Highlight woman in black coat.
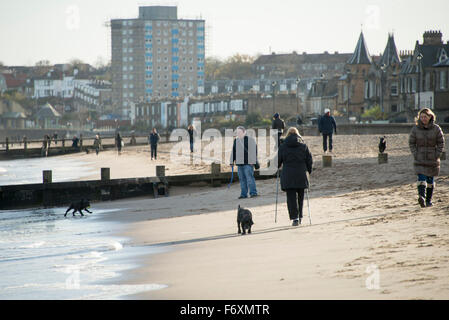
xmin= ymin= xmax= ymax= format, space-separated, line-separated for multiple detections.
xmin=278 ymin=127 xmax=313 ymax=226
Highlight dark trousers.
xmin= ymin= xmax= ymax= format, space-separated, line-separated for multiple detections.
xmin=286 ymin=188 xmax=305 ymax=220
xmin=322 ymin=133 xmax=333 ymax=152
xmin=151 ymin=144 xmax=157 ymax=159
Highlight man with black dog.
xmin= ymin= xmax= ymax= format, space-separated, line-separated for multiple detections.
xmin=230 ymin=126 xmax=259 ymax=199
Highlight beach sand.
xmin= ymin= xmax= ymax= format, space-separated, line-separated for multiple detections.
xmin=72 ymin=133 xmax=448 ymax=299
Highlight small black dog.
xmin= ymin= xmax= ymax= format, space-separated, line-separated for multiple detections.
xmin=237 ymin=205 xmax=254 ymax=235
xmin=65 ymin=199 xmax=92 ymax=217
xmin=378 ymin=136 xmax=386 ymax=154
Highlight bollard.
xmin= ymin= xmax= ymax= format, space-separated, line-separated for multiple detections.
xmin=378 ymin=153 xmax=388 ymax=164
xmin=156 ymin=165 xmax=165 ymax=177
xmin=154 ymin=165 xmax=168 ymax=197
xmin=23 ymin=137 xmax=27 ymax=151
xmin=441 ymin=151 xmax=446 ymax=161
xmin=322 ymin=155 xmax=332 ymax=168
xmin=43 ymin=170 xmax=52 ymax=184
xmin=101 ymin=168 xmax=110 ymax=181
xmin=5 ymin=137 xmax=9 ymax=152
xmin=211 ymin=162 xmax=221 ymax=187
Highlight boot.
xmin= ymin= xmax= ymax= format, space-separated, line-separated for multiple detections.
xmin=426 ymin=188 xmax=434 ymax=207
xmin=418 ymin=185 xmax=426 ymax=208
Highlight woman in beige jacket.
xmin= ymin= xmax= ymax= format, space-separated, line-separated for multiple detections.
xmin=409 ymin=108 xmax=445 ymax=207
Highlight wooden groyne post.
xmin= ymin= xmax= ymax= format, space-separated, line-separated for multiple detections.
xmin=378 ymin=153 xmax=388 ymax=164
xmin=322 ymin=155 xmax=332 ymax=167
xmin=211 ymin=162 xmax=221 ymax=187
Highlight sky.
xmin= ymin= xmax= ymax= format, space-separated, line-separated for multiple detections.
xmin=0 ymin=0 xmax=448 ymax=66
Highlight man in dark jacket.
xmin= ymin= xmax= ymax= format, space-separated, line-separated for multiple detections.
xmin=318 ymin=108 xmax=337 ymax=153
xmin=149 ymin=128 xmax=160 ymax=160
xmin=271 ymin=113 xmax=285 ymax=147
xmin=230 ymin=126 xmax=258 ymax=199
xmin=278 ymin=127 xmax=313 ymax=226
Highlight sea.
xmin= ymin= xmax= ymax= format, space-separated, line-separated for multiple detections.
xmin=0 ymin=158 xmax=168 ymax=299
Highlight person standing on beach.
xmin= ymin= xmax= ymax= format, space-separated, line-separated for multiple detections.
xmin=187 ymin=125 xmax=195 ymax=153
xmin=318 ymin=108 xmax=337 ymax=154
xmin=230 ymin=126 xmax=258 ymax=199
xmin=271 ymin=113 xmax=285 ymax=147
xmin=409 ymin=108 xmax=445 ymax=208
xmin=278 ymin=127 xmax=313 ymax=226
xmin=149 ymin=128 xmax=160 ymax=160
xmin=115 ymin=132 xmax=123 ymax=155
xmin=93 ymin=134 xmax=101 ymax=156
xmin=72 ymin=135 xmax=79 ymax=148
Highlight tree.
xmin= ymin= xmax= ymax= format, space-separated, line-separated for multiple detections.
xmin=205 ymin=54 xmax=257 ymax=80
xmin=205 ymin=56 xmax=223 ymax=80
xmin=361 ymin=105 xmax=388 ymax=120
xmin=219 ymin=54 xmax=256 ymax=80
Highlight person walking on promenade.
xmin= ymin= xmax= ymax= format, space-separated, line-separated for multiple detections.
xmin=409 ymin=108 xmax=445 ymax=208
xmin=188 ymin=125 xmax=195 ymax=153
xmin=115 ymin=132 xmax=123 ymax=155
xmin=41 ymin=135 xmax=49 ymax=157
xmin=271 ymin=113 xmax=285 ymax=147
xmin=72 ymin=135 xmax=79 ymax=148
xmin=93 ymin=134 xmax=101 ymax=156
xmin=149 ymin=128 xmax=160 ymax=160
xmin=278 ymin=127 xmax=313 ymax=226
xmin=318 ymin=108 xmax=337 ymax=154
xmin=230 ymin=126 xmax=258 ymax=199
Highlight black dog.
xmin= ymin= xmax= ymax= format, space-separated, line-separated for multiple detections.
xmin=65 ymin=199 xmax=92 ymax=217
xmin=237 ymin=205 xmax=254 ymax=235
xmin=378 ymin=136 xmax=386 ymax=154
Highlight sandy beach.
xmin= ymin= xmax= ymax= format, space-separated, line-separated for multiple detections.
xmin=61 ymin=133 xmax=448 ymax=299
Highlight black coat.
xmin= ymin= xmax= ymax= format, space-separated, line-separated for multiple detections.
xmin=318 ymin=114 xmax=337 ymax=134
xmin=149 ymin=132 xmax=160 ymax=146
xmin=272 ymin=118 xmax=285 ymax=133
xmin=278 ymin=134 xmax=313 ymax=190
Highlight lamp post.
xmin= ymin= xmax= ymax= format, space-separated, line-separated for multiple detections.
xmin=417 ymin=53 xmax=423 ymax=110
xmin=296 ymin=77 xmax=301 ymax=115
xmin=271 ymin=81 xmax=277 ymax=114
xmin=380 ymin=63 xmax=386 ymax=119
xmin=345 ymin=69 xmax=351 ymax=121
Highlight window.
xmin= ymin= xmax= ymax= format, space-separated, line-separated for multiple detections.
xmin=391 ymin=82 xmax=398 ymax=96
xmin=440 ymin=70 xmax=447 ymax=89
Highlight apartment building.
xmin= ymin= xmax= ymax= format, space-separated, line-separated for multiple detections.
xmin=111 ymin=6 xmax=205 ymax=118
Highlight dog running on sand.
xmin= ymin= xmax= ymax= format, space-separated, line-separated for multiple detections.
xmin=237 ymin=205 xmax=254 ymax=235
xmin=64 ymin=199 xmax=92 ymax=217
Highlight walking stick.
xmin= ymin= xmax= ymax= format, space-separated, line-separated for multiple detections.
xmin=306 ymin=171 xmax=312 ymax=225
xmin=275 ymin=168 xmax=280 ymax=223
xmin=227 ymin=165 xmax=234 ymax=189
xmin=306 ymin=187 xmax=312 ymax=225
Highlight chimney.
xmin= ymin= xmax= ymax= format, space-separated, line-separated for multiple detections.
xmin=423 ymin=30 xmax=443 ymax=45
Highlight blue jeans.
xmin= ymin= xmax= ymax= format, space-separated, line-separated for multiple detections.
xmin=237 ymin=165 xmax=257 ymax=197
xmin=190 ymin=141 xmax=194 ymax=153
xmin=418 ymin=174 xmax=434 ymax=187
